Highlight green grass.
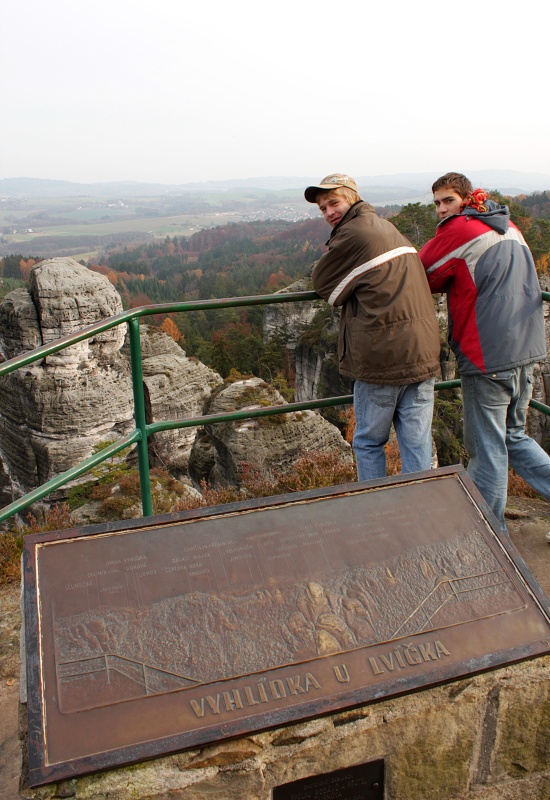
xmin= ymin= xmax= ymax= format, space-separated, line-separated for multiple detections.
xmin=5 ymin=213 xmax=243 ymax=241
xmin=0 ymin=187 xmax=307 ymax=258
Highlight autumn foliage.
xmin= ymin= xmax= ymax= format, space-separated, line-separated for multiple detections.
xmin=160 ymin=317 xmax=182 ymax=343
xmin=0 ymin=504 xmax=76 ymax=585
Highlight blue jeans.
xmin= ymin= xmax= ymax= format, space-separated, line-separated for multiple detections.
xmin=462 ymin=364 xmax=550 ymax=529
xmin=353 ymin=378 xmax=435 ymax=481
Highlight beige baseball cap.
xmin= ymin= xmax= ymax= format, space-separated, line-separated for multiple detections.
xmin=304 ymin=173 xmax=359 ymax=203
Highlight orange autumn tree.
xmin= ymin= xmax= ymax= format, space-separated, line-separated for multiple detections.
xmin=160 ymin=317 xmax=182 ymax=343
xmin=19 ymin=258 xmax=36 ymax=281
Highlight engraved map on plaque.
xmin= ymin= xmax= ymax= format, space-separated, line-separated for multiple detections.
xmin=24 ymin=468 xmax=550 ymax=786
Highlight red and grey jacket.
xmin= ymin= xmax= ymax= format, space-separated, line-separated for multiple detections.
xmin=419 ymin=203 xmax=546 ymax=376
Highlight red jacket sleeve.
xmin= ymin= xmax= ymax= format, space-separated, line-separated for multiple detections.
xmin=418 ymin=236 xmax=456 ymax=293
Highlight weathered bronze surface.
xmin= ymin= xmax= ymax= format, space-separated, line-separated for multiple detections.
xmin=273 ymin=759 xmax=384 ymax=799
xmin=24 ymin=466 xmax=550 ymax=786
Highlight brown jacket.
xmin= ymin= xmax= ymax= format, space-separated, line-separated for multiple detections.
xmin=312 ymin=201 xmax=440 ymax=385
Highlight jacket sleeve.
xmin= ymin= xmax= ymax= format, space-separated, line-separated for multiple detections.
xmin=418 ymin=236 xmax=456 ymax=293
xmin=311 ymin=224 xmax=359 ymax=306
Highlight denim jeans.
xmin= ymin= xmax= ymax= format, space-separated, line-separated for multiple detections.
xmin=461 ymin=364 xmax=550 ymax=529
xmin=353 ymin=378 xmax=435 ymax=481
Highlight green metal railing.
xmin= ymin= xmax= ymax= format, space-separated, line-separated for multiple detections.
xmin=1 ymin=290 xmax=549 ymax=526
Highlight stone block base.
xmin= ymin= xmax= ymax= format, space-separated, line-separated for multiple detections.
xmin=20 ymin=655 xmax=550 ymax=800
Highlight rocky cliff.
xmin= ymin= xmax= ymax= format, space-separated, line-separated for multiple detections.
xmin=0 ymin=259 xmax=351 ymax=512
xmin=0 ymin=260 xmax=134 ymax=506
xmin=0 ymin=259 xmax=221 ymax=507
xmin=263 ymin=276 xmax=352 ymax=403
xmin=189 ymin=377 xmax=352 ymax=486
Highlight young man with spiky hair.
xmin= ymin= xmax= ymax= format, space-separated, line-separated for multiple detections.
xmin=305 ymin=173 xmax=440 ymax=482
xmin=419 ymin=171 xmax=550 ymax=531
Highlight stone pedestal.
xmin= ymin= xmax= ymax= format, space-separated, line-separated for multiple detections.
xmin=19 ymin=654 xmax=550 ymax=800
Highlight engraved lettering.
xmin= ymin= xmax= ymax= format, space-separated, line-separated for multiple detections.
xmin=304 ymin=673 xmax=321 ymax=691
xmin=87 ymin=569 xmax=119 ymax=577
xmin=379 ymin=653 xmax=395 ymax=671
xmin=435 ymin=641 xmax=451 ymax=658
xmin=368 ymin=639 xmax=451 ymax=675
xmin=244 ymin=686 xmax=260 ymax=706
xmin=404 ymin=645 xmax=422 ymax=666
xmin=394 ymin=649 xmax=406 ymax=668
xmin=333 ymin=664 xmax=350 ymax=683
xmin=223 ymin=690 xmax=243 ymax=711
xmin=65 ymin=581 xmax=93 ymax=590
xmin=418 ymin=642 xmax=438 ymax=661
xmin=269 ymin=679 xmax=287 ymax=699
xmin=190 ymin=698 xmax=206 ymax=718
xmin=205 ymin=695 xmax=222 ymax=714
xmin=369 ymin=656 xmax=384 ymax=675
xmin=258 ymin=681 xmax=268 ymax=703
xmin=99 ymin=584 xmax=125 ymax=594
xmin=171 ymin=555 xmax=203 ymax=564
xmin=226 ymin=545 xmax=253 ymax=553
xmin=286 ymin=675 xmax=306 ymax=695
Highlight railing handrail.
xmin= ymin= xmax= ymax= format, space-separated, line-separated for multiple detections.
xmin=0 ymin=291 xmax=321 ymax=377
xmin=1 ymin=289 xmax=549 ymax=525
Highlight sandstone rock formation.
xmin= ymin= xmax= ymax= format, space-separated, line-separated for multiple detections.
xmin=0 ymin=259 xmax=352 ymax=513
xmin=189 ymin=377 xmax=352 ymax=486
xmin=0 ymin=260 xmax=133 ymax=506
xmin=263 ymin=276 xmax=351 ymax=402
xmin=135 ymin=325 xmax=223 ymax=475
xmin=262 ymin=277 xmax=322 ymax=349
xmin=0 ymin=259 xmax=223 ymax=507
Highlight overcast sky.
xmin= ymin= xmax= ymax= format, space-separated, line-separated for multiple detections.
xmin=3 ymin=0 xmax=548 ymax=185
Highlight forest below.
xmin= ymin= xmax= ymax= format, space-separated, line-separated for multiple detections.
xmin=2 ymin=191 xmax=550 ymax=392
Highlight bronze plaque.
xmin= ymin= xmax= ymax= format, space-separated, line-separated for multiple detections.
xmin=273 ymin=759 xmax=384 ymax=799
xmin=24 ymin=466 xmax=550 ymax=786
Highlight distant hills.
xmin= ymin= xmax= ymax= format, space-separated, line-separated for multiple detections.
xmin=2 ymin=170 xmax=550 ymax=202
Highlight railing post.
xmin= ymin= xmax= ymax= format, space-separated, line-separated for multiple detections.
xmin=127 ymin=317 xmax=153 ymax=517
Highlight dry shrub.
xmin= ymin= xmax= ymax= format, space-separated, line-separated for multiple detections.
xmin=343 ymin=407 xmax=355 ymax=444
xmin=0 ymin=529 xmax=23 ymax=584
xmin=384 ymin=436 xmax=402 ymax=476
xmin=249 ymin=450 xmax=357 ymax=494
xmin=0 ymin=503 xmax=76 ymax=585
xmin=174 ymin=450 xmax=357 ymax=513
xmin=96 ymin=467 xmax=191 ymax=519
xmin=173 ymin=483 xmax=245 ymax=512
xmin=507 ymin=469 xmax=541 ymax=498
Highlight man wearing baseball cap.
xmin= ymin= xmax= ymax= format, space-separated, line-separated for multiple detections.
xmin=305 ymin=173 xmax=440 ymax=481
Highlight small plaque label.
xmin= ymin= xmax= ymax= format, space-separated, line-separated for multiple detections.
xmin=273 ymin=759 xmax=384 ymax=799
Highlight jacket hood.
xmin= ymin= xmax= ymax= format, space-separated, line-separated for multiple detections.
xmin=439 ymin=200 xmax=510 ymax=235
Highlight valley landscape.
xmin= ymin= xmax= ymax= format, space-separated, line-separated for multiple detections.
xmin=3 ymin=170 xmax=550 ymax=262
